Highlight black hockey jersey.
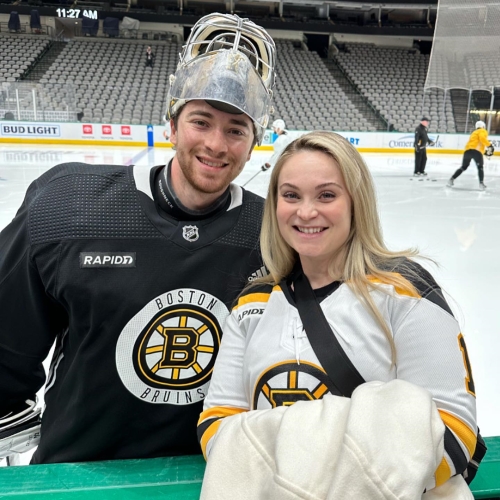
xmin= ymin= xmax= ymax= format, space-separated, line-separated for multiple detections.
xmin=0 ymin=162 xmax=265 ymax=464
xmin=414 ymin=123 xmax=431 ymax=151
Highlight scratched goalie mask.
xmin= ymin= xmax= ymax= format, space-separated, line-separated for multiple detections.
xmin=167 ymin=13 xmax=276 ymax=144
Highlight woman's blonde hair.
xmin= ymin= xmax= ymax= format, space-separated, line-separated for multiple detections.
xmin=259 ymin=131 xmax=421 ymax=363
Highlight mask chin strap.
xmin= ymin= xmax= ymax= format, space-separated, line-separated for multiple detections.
xmin=155 ymin=161 xmax=230 ymax=221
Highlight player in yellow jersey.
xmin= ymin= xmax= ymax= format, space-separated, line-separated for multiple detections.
xmin=447 ymin=120 xmax=494 ymax=190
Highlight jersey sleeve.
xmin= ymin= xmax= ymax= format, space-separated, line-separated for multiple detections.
xmin=392 ymin=280 xmax=477 ymax=489
xmin=423 ymin=127 xmax=431 ymax=146
xmin=479 ymin=129 xmax=491 ymax=148
xmin=268 ymin=134 xmax=290 ymax=168
xmin=197 ymin=309 xmax=250 ymax=459
xmin=0 ymin=186 xmax=65 ymax=415
xmin=414 ymin=128 xmax=422 ymax=148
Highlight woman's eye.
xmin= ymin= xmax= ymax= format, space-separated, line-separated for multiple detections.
xmin=282 ymin=192 xmax=298 ymax=199
xmin=320 ymin=192 xmax=336 ymax=200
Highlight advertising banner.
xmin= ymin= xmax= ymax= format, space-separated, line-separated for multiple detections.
xmin=1 ymin=123 xmax=61 ymax=137
xmin=76 ymin=123 xmax=146 ymax=144
xmin=0 ymin=122 xmax=148 ymax=146
xmin=1 ymin=121 xmax=499 ymax=154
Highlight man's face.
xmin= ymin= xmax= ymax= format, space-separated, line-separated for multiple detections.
xmin=422 ymin=120 xmax=429 ymax=127
xmin=170 ymin=100 xmax=255 ymax=200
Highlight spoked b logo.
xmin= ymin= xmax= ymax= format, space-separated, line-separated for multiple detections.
xmin=116 ymin=289 xmax=228 ymax=405
xmin=253 ymin=360 xmax=339 ymax=410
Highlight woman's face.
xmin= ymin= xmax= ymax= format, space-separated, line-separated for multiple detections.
xmin=276 ymin=150 xmax=352 ymax=273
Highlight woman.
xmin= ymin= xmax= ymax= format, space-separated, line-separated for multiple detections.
xmin=198 ymin=131 xmax=478 ymax=495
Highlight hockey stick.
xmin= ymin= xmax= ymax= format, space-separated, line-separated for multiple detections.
xmin=420 ymin=135 xmax=439 ymax=149
xmin=242 ymin=169 xmax=264 ymax=187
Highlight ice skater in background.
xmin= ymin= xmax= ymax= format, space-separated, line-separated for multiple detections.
xmin=447 ymin=121 xmax=494 ymax=191
xmin=260 ymin=119 xmax=293 ymax=172
xmin=414 ymin=117 xmax=435 ymax=177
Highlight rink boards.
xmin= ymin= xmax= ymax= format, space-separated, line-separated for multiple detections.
xmin=0 ymin=437 xmax=499 ymax=499
xmin=1 ymin=120 xmax=500 ymax=153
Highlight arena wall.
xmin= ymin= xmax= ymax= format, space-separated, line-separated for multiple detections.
xmin=1 ymin=120 xmax=499 ymax=153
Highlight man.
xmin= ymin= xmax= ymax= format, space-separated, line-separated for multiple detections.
xmin=261 ymin=119 xmax=294 ymax=172
xmin=0 ymin=13 xmax=276 ymax=464
xmin=447 ymin=120 xmax=494 ymax=191
xmin=145 ymin=45 xmax=155 ymax=68
xmin=413 ymin=117 xmax=434 ymax=176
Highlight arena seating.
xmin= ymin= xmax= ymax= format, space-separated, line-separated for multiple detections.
xmin=273 ymin=39 xmax=378 ymax=132
xmin=0 ymin=34 xmax=51 ymax=83
xmin=36 ymin=38 xmax=181 ymax=125
xmin=0 ymin=34 xmax=468 ymax=132
xmin=466 ymin=52 xmax=500 ymax=90
xmin=335 ymin=43 xmax=456 ymax=133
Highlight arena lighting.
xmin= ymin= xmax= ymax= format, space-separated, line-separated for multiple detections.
xmin=252 ymin=0 xmax=436 ymax=8
xmin=470 ymin=110 xmax=500 ymax=115
xmin=325 ymin=1 xmax=437 ymax=8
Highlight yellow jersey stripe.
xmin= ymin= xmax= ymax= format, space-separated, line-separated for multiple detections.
xmin=198 ymin=406 xmax=248 ymax=460
xmin=367 ymin=274 xmax=421 ymax=298
xmin=199 ymin=405 xmax=247 ymax=424
xmin=435 ymin=456 xmax=452 ymax=487
xmin=438 ymin=409 xmax=477 ymax=458
xmin=233 ymin=285 xmax=282 ymax=310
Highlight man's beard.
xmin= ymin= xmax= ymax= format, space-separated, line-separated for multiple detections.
xmin=176 ymin=147 xmax=244 ymax=195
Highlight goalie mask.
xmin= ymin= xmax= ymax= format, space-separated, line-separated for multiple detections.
xmin=167 ymin=13 xmax=276 ymax=144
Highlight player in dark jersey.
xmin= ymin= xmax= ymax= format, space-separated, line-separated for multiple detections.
xmin=0 ymin=13 xmax=276 ymax=464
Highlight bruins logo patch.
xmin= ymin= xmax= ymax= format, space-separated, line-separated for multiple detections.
xmin=253 ymin=360 xmax=339 ymax=409
xmin=116 ymin=288 xmax=228 ymax=405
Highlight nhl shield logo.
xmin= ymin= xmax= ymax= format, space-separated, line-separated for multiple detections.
xmin=182 ymin=225 xmax=199 ymax=242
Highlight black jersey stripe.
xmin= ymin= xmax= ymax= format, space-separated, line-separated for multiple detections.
xmin=444 ymin=426 xmax=469 ymax=474
xmin=197 ymin=416 xmax=220 ymax=445
xmin=384 ymin=258 xmax=455 ymax=317
xmin=421 ymin=287 xmax=454 ymax=317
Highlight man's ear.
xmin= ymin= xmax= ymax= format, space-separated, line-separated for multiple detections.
xmin=247 ymin=142 xmax=255 ymax=162
xmin=170 ymin=118 xmax=177 ymax=146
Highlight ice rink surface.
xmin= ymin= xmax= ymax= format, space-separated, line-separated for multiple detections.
xmin=1 ymin=143 xmax=499 ymax=465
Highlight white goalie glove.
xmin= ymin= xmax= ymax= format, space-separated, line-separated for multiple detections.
xmin=0 ymin=399 xmax=41 ymax=458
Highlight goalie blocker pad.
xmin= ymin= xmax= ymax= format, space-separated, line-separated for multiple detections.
xmin=0 ymin=399 xmax=41 ymax=458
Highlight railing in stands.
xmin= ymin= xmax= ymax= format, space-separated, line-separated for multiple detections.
xmin=0 ymin=23 xmax=54 ymax=37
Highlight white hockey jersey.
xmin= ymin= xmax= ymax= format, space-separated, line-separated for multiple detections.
xmin=267 ymin=131 xmax=294 ymax=168
xmin=198 ymin=262 xmax=478 ymax=489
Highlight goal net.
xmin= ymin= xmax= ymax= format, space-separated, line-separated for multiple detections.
xmin=425 ymin=0 xmax=500 ymax=91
